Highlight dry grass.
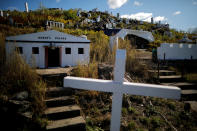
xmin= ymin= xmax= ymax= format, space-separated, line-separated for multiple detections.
xmin=185 ymin=73 xmax=197 ymax=83
xmin=118 ymin=38 xmax=150 ymax=82
xmin=0 ymin=33 xmax=46 ymax=117
xmin=73 ymin=61 xmax=98 ymax=79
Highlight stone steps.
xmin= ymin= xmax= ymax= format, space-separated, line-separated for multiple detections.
xmin=181 ymin=90 xmax=197 ymax=101
xmin=46 ymin=116 xmax=86 ymax=131
xmin=159 ymin=75 xmax=183 ymax=83
xmin=182 ymin=90 xmax=197 ymax=95
xmin=152 ymin=65 xmax=169 ymax=70
xmin=43 ymin=105 xmax=81 ymax=120
xmin=160 ymin=82 xmax=197 ymax=101
xmin=161 ymin=82 xmax=197 ymax=90
xmin=148 ymin=70 xmax=176 ymax=76
xmin=46 ymin=87 xmax=75 ymax=98
xmin=45 ymin=96 xmax=76 ymax=107
xmin=151 ymin=63 xmax=197 ymax=101
xmin=44 ymin=87 xmax=86 ymax=131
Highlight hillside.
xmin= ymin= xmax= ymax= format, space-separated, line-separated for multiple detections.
xmin=1 ymin=8 xmax=197 ymax=45
xmin=1 ymin=8 xmax=197 ymax=131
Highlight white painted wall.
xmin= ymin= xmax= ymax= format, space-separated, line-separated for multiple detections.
xmin=6 ymin=42 xmax=90 ymax=68
xmin=61 ymin=43 xmax=89 ymax=67
xmin=157 ymin=43 xmax=197 ymax=60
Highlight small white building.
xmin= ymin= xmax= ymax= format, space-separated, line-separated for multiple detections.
xmin=46 ymin=20 xmax=64 ymax=29
xmin=6 ymin=30 xmax=90 ymax=68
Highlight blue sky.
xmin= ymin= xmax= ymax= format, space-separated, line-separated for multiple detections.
xmin=1 ymin=0 xmax=197 ymax=31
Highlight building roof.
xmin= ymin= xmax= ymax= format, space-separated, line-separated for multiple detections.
xmin=6 ymin=30 xmax=90 ymax=43
xmin=104 ymin=29 xmax=154 ymax=42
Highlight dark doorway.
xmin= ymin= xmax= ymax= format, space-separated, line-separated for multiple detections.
xmin=48 ymin=48 xmax=60 ymax=67
xmin=125 ymin=34 xmax=149 ymax=49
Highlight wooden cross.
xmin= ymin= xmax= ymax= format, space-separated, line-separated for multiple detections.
xmin=64 ymin=49 xmax=181 ymax=131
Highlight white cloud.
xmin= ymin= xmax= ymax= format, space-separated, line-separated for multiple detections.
xmin=193 ymin=1 xmax=197 ymax=5
xmin=56 ymin=0 xmax=61 ymax=3
xmin=107 ymin=0 xmax=128 ymax=9
xmin=173 ymin=11 xmax=181 ymax=15
xmin=134 ymin=1 xmax=143 ymax=6
xmin=121 ymin=12 xmax=152 ymax=21
xmin=121 ymin=12 xmax=167 ymax=22
xmin=154 ymin=16 xmax=167 ymax=22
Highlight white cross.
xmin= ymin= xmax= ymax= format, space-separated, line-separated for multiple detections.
xmin=64 ymin=49 xmax=181 ymax=131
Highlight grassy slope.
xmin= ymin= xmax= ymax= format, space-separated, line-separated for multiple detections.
xmin=1 ymin=24 xmax=197 ymax=131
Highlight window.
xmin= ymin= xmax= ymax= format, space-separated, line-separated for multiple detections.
xmin=78 ymin=48 xmax=84 ymax=54
xmin=65 ymin=48 xmax=71 ymax=54
xmin=15 ymin=47 xmax=23 ymax=54
xmin=32 ymin=47 xmax=39 ymax=54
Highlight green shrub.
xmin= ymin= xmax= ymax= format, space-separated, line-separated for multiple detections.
xmin=122 ymin=107 xmax=128 ymax=116
xmin=139 ymin=117 xmax=150 ymax=126
xmin=0 ymin=35 xmax=46 ymax=117
xmin=185 ymin=73 xmax=197 ymax=83
xmin=73 ymin=61 xmax=98 ymax=79
xmin=167 ymin=102 xmax=176 ymax=110
xmin=130 ymin=96 xmax=143 ymax=104
xmin=128 ymin=107 xmax=136 ymax=114
xmin=151 ymin=117 xmax=164 ymax=128
xmin=128 ymin=120 xmax=137 ymax=130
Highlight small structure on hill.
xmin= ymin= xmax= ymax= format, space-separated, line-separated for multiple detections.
xmin=46 ymin=20 xmax=64 ymax=29
xmin=92 ymin=8 xmax=98 ymax=12
xmin=1 ymin=10 xmax=3 ymax=17
xmin=104 ymin=29 xmax=154 ymax=49
xmin=164 ymin=31 xmax=173 ymax=38
xmin=25 ymin=2 xmax=29 ymax=13
xmin=179 ymin=34 xmax=193 ymax=43
xmin=151 ymin=17 xmax=154 ymax=24
xmin=6 ymin=30 xmax=90 ymax=68
xmin=87 ymin=13 xmax=91 ymax=17
xmin=96 ymin=15 xmax=101 ymax=22
xmin=117 ymin=13 xmax=120 ymax=19
xmin=77 ymin=10 xmax=81 ymax=17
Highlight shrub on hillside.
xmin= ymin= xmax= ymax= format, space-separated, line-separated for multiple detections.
xmin=0 ymin=34 xmax=46 ymax=117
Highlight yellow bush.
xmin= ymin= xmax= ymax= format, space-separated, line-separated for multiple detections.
xmin=73 ymin=61 xmax=98 ymax=79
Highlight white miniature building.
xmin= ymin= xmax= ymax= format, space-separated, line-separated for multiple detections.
xmin=126 ymin=19 xmax=130 ymax=24
xmin=0 ymin=10 xmax=3 ymax=17
xmin=6 ymin=30 xmax=90 ymax=68
xmin=92 ymin=8 xmax=98 ymax=12
xmin=87 ymin=13 xmax=91 ymax=17
xmin=25 ymin=2 xmax=29 ymax=13
xmin=96 ymin=15 xmax=100 ymax=22
xmin=151 ymin=17 xmax=154 ymax=24
xmin=77 ymin=10 xmax=81 ymax=17
xmin=46 ymin=20 xmax=64 ymax=29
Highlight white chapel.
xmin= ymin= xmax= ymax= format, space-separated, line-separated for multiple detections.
xmin=6 ymin=30 xmax=90 ymax=68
